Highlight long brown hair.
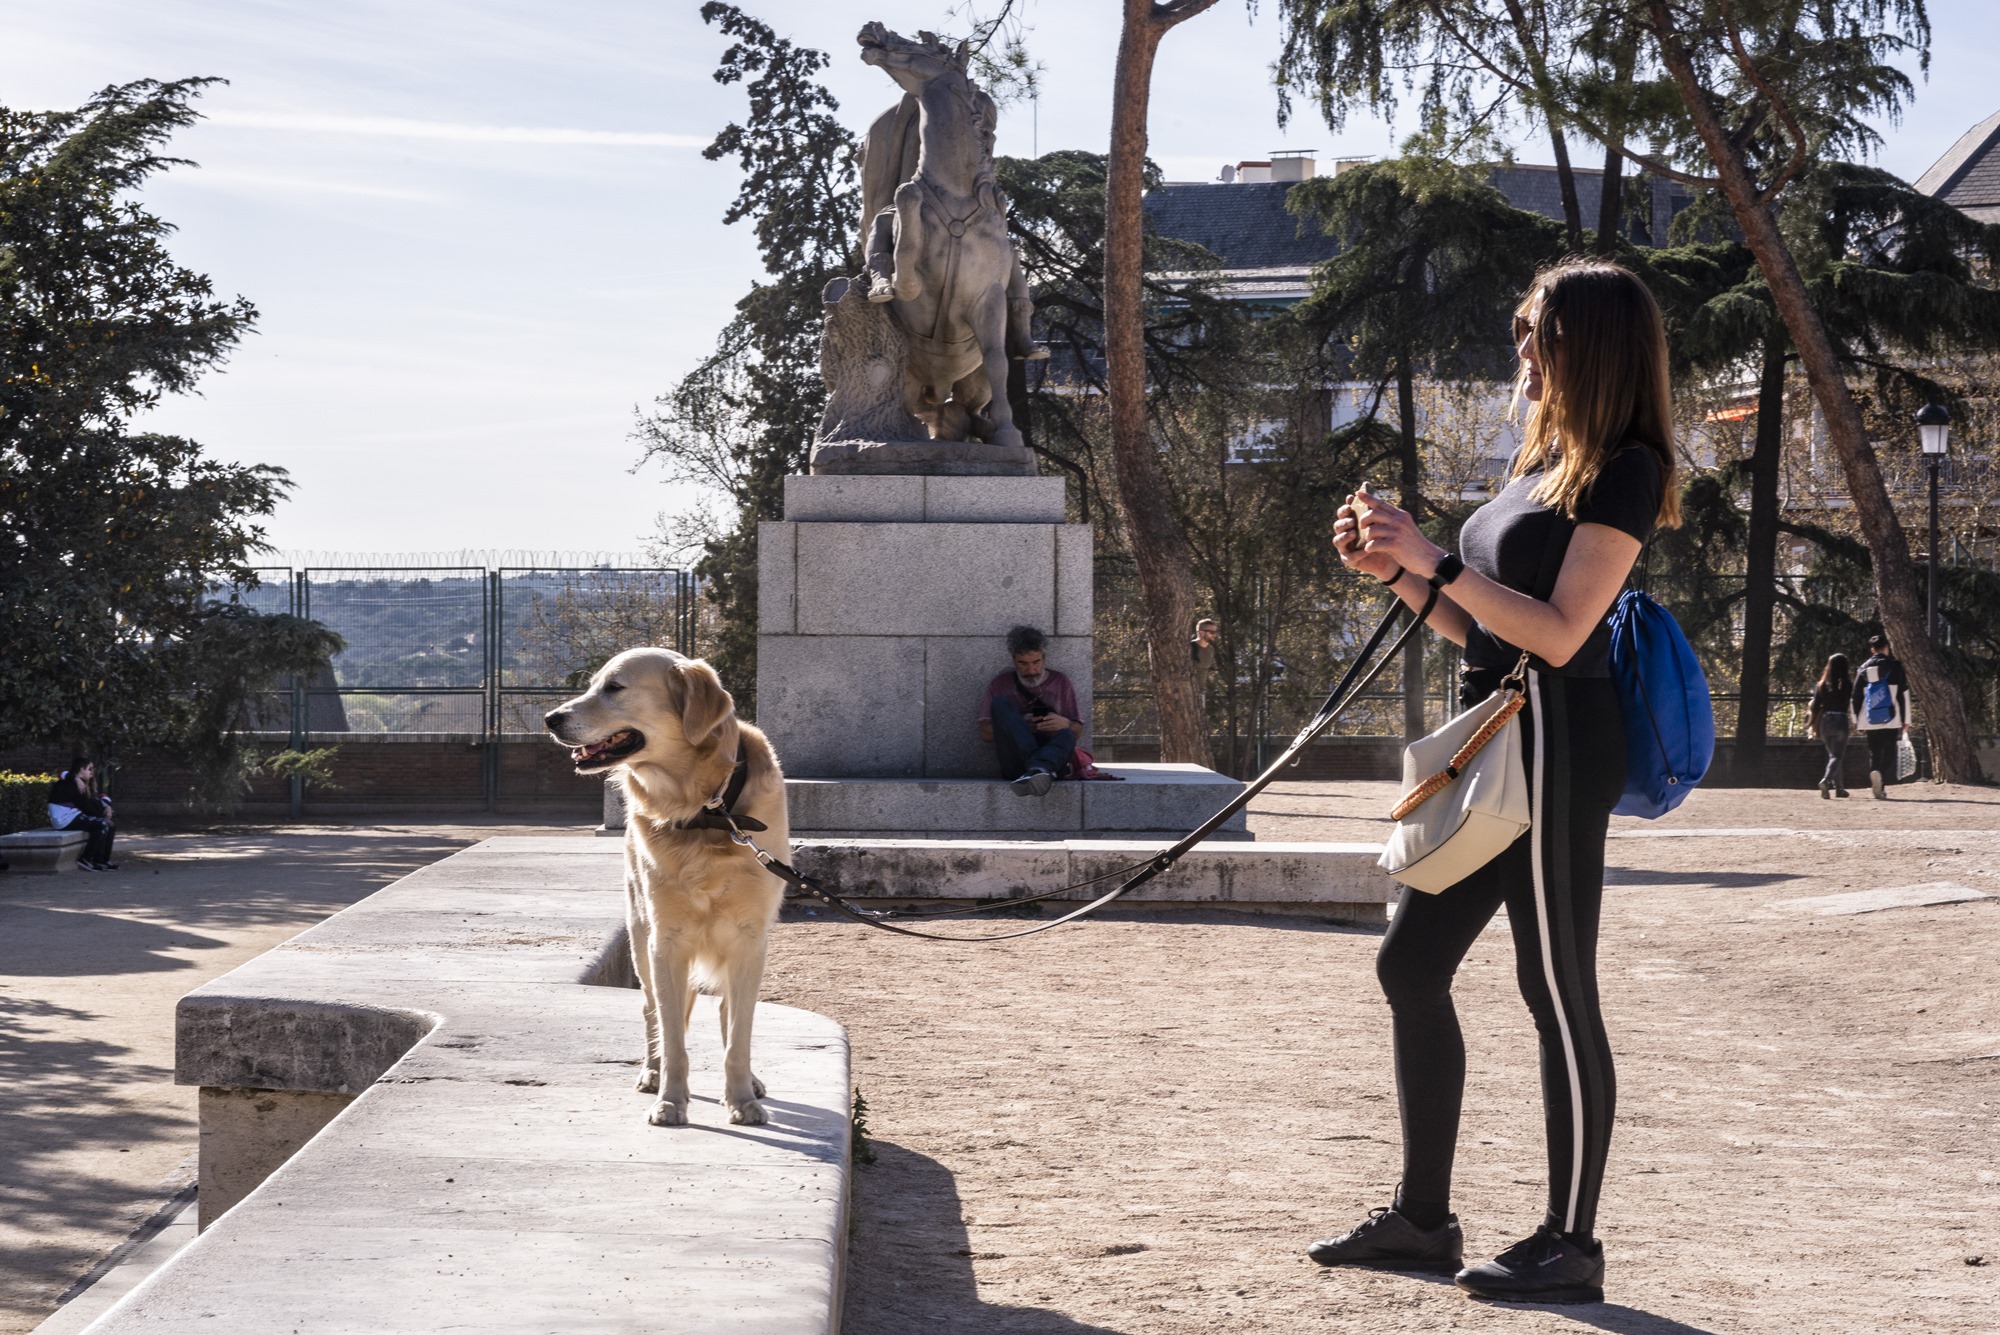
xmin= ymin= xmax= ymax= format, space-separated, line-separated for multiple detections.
xmin=1512 ymin=258 xmax=1681 ymax=528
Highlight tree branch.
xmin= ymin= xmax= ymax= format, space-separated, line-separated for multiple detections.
xmin=1151 ymin=0 xmax=1223 ymax=30
xmin=1422 ymin=0 xmax=1719 ymax=188
xmin=1717 ymin=0 xmax=1808 ymax=203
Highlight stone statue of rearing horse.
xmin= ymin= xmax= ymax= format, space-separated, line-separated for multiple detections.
xmin=856 ymin=23 xmax=1046 ymax=452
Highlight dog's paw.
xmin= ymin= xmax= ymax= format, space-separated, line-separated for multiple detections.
xmin=646 ymin=1099 xmax=688 ymax=1127
xmin=750 ymin=1074 xmax=767 ymax=1099
xmin=727 ymin=1097 xmax=768 ymax=1127
xmin=635 ymin=1068 xmax=660 ymax=1094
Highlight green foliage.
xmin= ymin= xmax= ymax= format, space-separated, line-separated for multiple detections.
xmin=1289 ymin=155 xmax=1566 ymax=386
xmin=0 ymin=80 xmax=342 ymax=796
xmin=0 ymin=771 xmax=57 ymax=835
xmin=850 ymin=1088 xmax=877 ymax=1164
xmin=637 ymin=5 xmax=859 ymax=711
xmin=997 ymin=148 xmax=1248 ymax=514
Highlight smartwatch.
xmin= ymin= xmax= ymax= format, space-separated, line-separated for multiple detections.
xmin=1427 ymin=553 xmax=1466 ymax=590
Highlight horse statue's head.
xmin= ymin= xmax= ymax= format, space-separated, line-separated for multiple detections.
xmin=858 ymin=23 xmax=997 ymax=185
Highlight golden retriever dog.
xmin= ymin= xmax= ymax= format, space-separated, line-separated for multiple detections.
xmin=544 ymin=648 xmax=789 ymax=1127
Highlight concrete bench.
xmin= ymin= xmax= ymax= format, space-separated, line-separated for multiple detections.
xmin=792 ymin=838 xmax=1398 ymax=924
xmin=78 ymin=836 xmax=851 ymax=1335
xmin=0 ymin=827 xmax=89 ymax=874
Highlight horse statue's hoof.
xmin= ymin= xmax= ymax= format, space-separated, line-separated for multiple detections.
xmin=1011 ymin=343 xmax=1051 ymax=362
xmin=866 ymin=277 xmax=897 ymax=304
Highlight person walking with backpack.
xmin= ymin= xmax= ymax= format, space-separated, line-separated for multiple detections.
xmin=1852 ymin=632 xmax=1910 ymax=799
xmin=1315 ymin=259 xmax=1679 ymax=1305
xmin=1809 ymin=654 xmax=1854 ymax=798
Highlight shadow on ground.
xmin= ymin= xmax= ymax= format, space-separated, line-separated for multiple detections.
xmin=845 ymin=1140 xmax=1130 ymax=1334
xmin=1604 ymin=868 xmax=1803 ymax=888
xmin=0 ymin=827 xmax=484 ymax=1332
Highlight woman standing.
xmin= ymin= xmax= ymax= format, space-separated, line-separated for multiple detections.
xmin=1809 ymin=654 xmax=1854 ymax=798
xmin=1310 ymin=259 xmax=1679 ymax=1305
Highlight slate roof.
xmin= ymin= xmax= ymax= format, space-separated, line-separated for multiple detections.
xmin=1143 ymin=181 xmax=1339 ymax=270
xmin=1143 ymin=165 xmax=1694 ymax=275
xmin=1915 ymin=109 xmax=2000 ymax=224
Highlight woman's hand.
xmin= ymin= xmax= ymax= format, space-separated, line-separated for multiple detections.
xmin=1338 ymin=484 xmax=1447 ymax=580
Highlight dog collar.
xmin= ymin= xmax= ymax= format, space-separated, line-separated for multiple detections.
xmin=674 ymin=746 xmax=766 ymax=833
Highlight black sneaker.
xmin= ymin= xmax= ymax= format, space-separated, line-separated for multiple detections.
xmin=1456 ymin=1226 xmax=1603 ymax=1304
xmin=1009 ymin=768 xmax=1054 ymax=797
xmin=1307 ymin=1207 xmax=1463 ymax=1275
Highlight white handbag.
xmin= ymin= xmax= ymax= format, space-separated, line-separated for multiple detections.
xmin=1896 ymin=734 xmax=1918 ymax=782
xmin=1378 ymin=655 xmax=1532 ymax=895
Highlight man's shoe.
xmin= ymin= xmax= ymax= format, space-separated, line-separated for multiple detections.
xmin=1456 ymin=1226 xmax=1603 ymax=1305
xmin=76 ymin=860 xmax=100 ymax=872
xmin=1871 ymin=769 xmax=1887 ymax=799
xmin=1819 ymin=783 xmax=1831 ymax=799
xmin=1306 ymin=1207 xmax=1463 ymax=1275
xmin=1009 ymin=768 xmax=1054 ymax=797
xmin=1836 ymin=788 xmax=1850 ymax=797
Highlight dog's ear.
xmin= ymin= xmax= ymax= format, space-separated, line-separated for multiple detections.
xmin=675 ymin=659 xmax=736 ymax=747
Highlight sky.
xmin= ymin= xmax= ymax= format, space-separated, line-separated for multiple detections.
xmin=4 ymin=1 xmax=1998 ymax=561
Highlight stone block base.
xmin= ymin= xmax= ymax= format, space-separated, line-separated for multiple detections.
xmin=786 ymin=763 xmax=1247 ymax=835
xmin=756 ymin=474 xmax=1093 ymax=780
xmin=790 ymin=837 xmax=1395 ymax=924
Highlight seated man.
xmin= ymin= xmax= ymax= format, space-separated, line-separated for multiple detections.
xmin=979 ymin=625 xmax=1084 ymax=797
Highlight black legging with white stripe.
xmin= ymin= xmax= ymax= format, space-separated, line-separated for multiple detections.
xmin=1376 ymin=667 xmax=1624 ymax=1239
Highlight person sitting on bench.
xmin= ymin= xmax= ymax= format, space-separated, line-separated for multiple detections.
xmin=979 ymin=625 xmax=1084 ymax=797
xmin=48 ymin=757 xmax=117 ymax=871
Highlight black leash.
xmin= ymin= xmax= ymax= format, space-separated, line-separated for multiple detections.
xmin=713 ymin=588 xmax=1437 ymax=942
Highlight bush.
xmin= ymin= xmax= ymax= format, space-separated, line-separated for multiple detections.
xmin=0 ymin=771 xmax=57 ymax=835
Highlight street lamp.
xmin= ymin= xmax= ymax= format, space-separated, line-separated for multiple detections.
xmin=1916 ymin=402 xmax=1951 ymax=644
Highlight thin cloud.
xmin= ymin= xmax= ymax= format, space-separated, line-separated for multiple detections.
xmin=205 ymin=110 xmax=706 ymax=148
xmin=182 ymin=167 xmax=446 ymax=203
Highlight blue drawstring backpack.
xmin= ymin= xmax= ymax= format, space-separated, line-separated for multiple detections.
xmin=1607 ymin=589 xmax=1714 ymax=818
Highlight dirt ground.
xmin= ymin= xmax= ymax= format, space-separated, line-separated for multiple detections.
xmin=762 ymin=782 xmax=2000 ymax=1334
xmin=0 ymin=821 xmax=567 ymax=1335
xmin=7 ymin=787 xmax=1996 ymax=1334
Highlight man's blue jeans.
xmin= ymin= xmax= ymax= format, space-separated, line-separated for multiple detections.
xmin=990 ymin=697 xmax=1077 ymax=781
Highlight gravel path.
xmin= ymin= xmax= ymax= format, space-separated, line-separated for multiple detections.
xmin=764 ymin=783 xmax=2000 ymax=1334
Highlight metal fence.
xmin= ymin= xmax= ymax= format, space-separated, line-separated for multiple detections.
xmin=222 ymin=564 xmax=696 ymax=804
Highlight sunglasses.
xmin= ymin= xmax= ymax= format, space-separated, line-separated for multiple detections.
xmin=1513 ymin=313 xmax=1557 ymax=345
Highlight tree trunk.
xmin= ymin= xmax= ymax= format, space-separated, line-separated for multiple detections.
xmin=1548 ymin=127 xmax=1583 ymax=249
xmin=1651 ymin=5 xmax=1984 ymax=783
xmin=1106 ymin=0 xmax=1217 ymax=765
xmin=1595 ymin=147 xmax=1623 ymax=251
xmin=1592 ymin=40 xmax=1638 ymax=253
xmin=1396 ymin=356 xmax=1426 ymax=745
xmin=1734 ymin=330 xmax=1787 ymax=780
xmin=1500 ymin=0 xmax=1582 ymax=248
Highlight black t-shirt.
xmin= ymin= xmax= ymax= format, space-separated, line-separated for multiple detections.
xmin=1457 ymin=444 xmax=1664 ymax=677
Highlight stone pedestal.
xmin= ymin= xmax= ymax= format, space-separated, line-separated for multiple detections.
xmin=756 ymin=474 xmax=1090 ymax=780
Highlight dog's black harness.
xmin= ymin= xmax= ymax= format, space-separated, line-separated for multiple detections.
xmin=674 ymin=746 xmax=768 ymax=834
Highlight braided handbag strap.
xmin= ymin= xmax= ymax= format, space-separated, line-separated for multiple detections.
xmin=1389 ymin=688 xmax=1527 ymax=822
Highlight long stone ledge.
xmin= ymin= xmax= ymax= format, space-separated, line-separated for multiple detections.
xmin=80 ymin=836 xmax=850 ymax=1335
xmin=786 ymin=763 xmax=1250 ymax=835
xmin=791 ymin=838 xmax=1396 ymax=924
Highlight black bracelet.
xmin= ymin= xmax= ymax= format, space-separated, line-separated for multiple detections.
xmin=1379 ymin=564 xmax=1407 ymax=588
